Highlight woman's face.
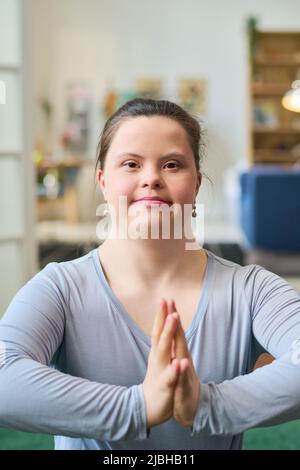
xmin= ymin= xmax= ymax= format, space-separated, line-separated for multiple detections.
xmin=97 ymin=116 xmax=201 ymax=233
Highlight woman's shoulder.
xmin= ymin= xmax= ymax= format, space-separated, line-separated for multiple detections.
xmin=39 ymin=247 xmax=97 ymax=277
xmin=205 ymin=248 xmax=258 ymax=275
xmin=25 ymin=248 xmax=98 ymax=298
xmin=205 ymin=248 xmax=284 ymax=287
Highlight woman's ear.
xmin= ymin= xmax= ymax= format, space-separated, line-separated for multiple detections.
xmin=195 ymin=173 xmax=202 ymax=196
xmin=97 ymin=169 xmax=106 ymax=199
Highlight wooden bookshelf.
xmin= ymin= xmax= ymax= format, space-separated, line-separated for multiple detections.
xmin=253 ymin=150 xmax=300 ymax=164
xmin=253 ymin=125 xmax=300 ymax=134
xmin=249 ymin=31 xmax=300 ymax=165
xmin=252 ymin=82 xmax=292 ymax=95
xmin=254 ymin=58 xmax=300 ymax=66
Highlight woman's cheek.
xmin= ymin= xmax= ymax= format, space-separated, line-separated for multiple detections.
xmin=175 ymin=184 xmax=195 ymax=203
xmin=111 ymin=182 xmax=136 ymax=204
xmin=178 ymin=177 xmax=198 ymax=201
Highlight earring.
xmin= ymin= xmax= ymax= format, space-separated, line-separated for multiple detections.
xmin=103 ymin=201 xmax=109 ymax=217
xmin=192 ymin=202 xmax=197 ymax=218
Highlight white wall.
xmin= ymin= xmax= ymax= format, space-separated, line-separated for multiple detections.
xmin=29 ymin=0 xmax=300 ymax=220
xmin=0 ymin=0 xmax=37 ymax=316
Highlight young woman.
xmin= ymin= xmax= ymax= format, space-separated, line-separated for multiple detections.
xmin=0 ymin=98 xmax=300 ymax=450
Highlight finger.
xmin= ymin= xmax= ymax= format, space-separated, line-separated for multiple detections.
xmin=171 ymin=300 xmax=190 ymax=359
xmin=167 ymin=299 xmax=175 ymax=317
xmin=151 ymin=298 xmax=168 ymax=347
xmin=177 ymin=358 xmax=190 ymax=386
xmin=171 ymin=358 xmax=180 ymax=386
xmin=168 ymin=301 xmax=179 ymax=359
xmin=165 ymin=359 xmax=180 ymax=387
xmin=171 ymin=357 xmax=180 ymax=374
xmin=175 ymin=317 xmax=188 ymax=359
xmin=168 ymin=301 xmax=177 ymax=360
xmin=180 ymin=358 xmax=190 ymax=374
xmin=171 ymin=338 xmax=176 ymax=360
xmin=157 ymin=312 xmax=178 ymax=365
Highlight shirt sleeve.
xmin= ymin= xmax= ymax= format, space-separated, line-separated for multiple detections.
xmin=0 ymin=263 xmax=149 ymax=441
xmin=191 ymin=265 xmax=300 ymax=437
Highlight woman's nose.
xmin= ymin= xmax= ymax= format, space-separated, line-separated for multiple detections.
xmin=140 ymin=171 xmax=162 ymax=189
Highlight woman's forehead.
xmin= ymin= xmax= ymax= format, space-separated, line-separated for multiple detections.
xmin=116 ymin=115 xmax=184 ymax=134
xmin=107 ymin=116 xmax=191 ymax=152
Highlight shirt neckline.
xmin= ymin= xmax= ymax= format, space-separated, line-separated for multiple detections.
xmin=91 ymin=247 xmax=214 ymax=346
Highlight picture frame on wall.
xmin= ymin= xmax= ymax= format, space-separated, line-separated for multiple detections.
xmin=177 ymin=78 xmax=206 ymax=114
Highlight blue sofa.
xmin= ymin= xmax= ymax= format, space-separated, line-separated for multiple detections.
xmin=240 ymin=165 xmax=300 ymax=252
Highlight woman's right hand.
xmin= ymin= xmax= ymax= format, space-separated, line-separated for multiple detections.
xmin=142 ymin=298 xmax=180 ymax=428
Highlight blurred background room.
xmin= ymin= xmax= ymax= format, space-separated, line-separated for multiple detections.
xmin=1 ymin=0 xmax=300 ymax=449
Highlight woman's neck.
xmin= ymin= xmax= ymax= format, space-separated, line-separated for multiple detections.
xmin=98 ymin=236 xmax=205 ymax=288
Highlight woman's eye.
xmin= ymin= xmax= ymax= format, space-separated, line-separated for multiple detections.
xmin=122 ymin=161 xmax=180 ymax=170
xmin=164 ymin=161 xmax=180 ymax=169
xmin=123 ymin=161 xmax=138 ymax=169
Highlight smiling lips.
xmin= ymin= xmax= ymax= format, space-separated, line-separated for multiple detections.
xmin=132 ymin=197 xmax=172 ymax=206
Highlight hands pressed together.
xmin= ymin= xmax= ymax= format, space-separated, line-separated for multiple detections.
xmin=142 ymin=299 xmax=200 ymax=430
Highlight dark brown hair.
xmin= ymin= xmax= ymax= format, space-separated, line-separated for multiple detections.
xmin=95 ymin=98 xmax=205 ymax=175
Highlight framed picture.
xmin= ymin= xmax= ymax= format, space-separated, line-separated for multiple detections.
xmin=135 ymin=78 xmax=164 ymax=100
xmin=177 ymin=78 xmax=206 ymax=114
xmin=62 ymin=84 xmax=91 ymax=155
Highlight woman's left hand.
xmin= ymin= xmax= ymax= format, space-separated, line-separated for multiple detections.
xmin=166 ymin=299 xmax=201 ymax=428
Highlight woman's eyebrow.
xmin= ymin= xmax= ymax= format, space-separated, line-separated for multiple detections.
xmin=116 ymin=152 xmax=187 ymax=160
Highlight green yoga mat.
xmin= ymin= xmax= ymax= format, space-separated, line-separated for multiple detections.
xmin=0 ymin=422 xmax=300 ymax=450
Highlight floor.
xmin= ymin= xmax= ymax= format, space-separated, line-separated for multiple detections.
xmin=1 ymin=420 xmax=300 ymax=450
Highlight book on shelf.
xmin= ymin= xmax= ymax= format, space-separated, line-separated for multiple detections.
xmin=253 ymin=100 xmax=278 ymax=128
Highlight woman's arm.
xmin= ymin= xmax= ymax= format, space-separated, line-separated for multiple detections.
xmin=0 ymin=263 xmax=148 ymax=441
xmin=191 ymin=265 xmax=300 ymax=436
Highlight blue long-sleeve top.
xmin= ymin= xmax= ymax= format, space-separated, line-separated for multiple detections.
xmin=0 ymin=248 xmax=300 ymax=450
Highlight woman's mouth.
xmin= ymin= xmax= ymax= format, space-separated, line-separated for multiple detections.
xmin=131 ymin=199 xmax=172 ymax=207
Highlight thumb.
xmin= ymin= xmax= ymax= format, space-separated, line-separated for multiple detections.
xmin=177 ymin=358 xmax=190 ymax=386
xmin=165 ymin=358 xmax=180 ymax=387
xmin=171 ymin=301 xmax=189 ymax=359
